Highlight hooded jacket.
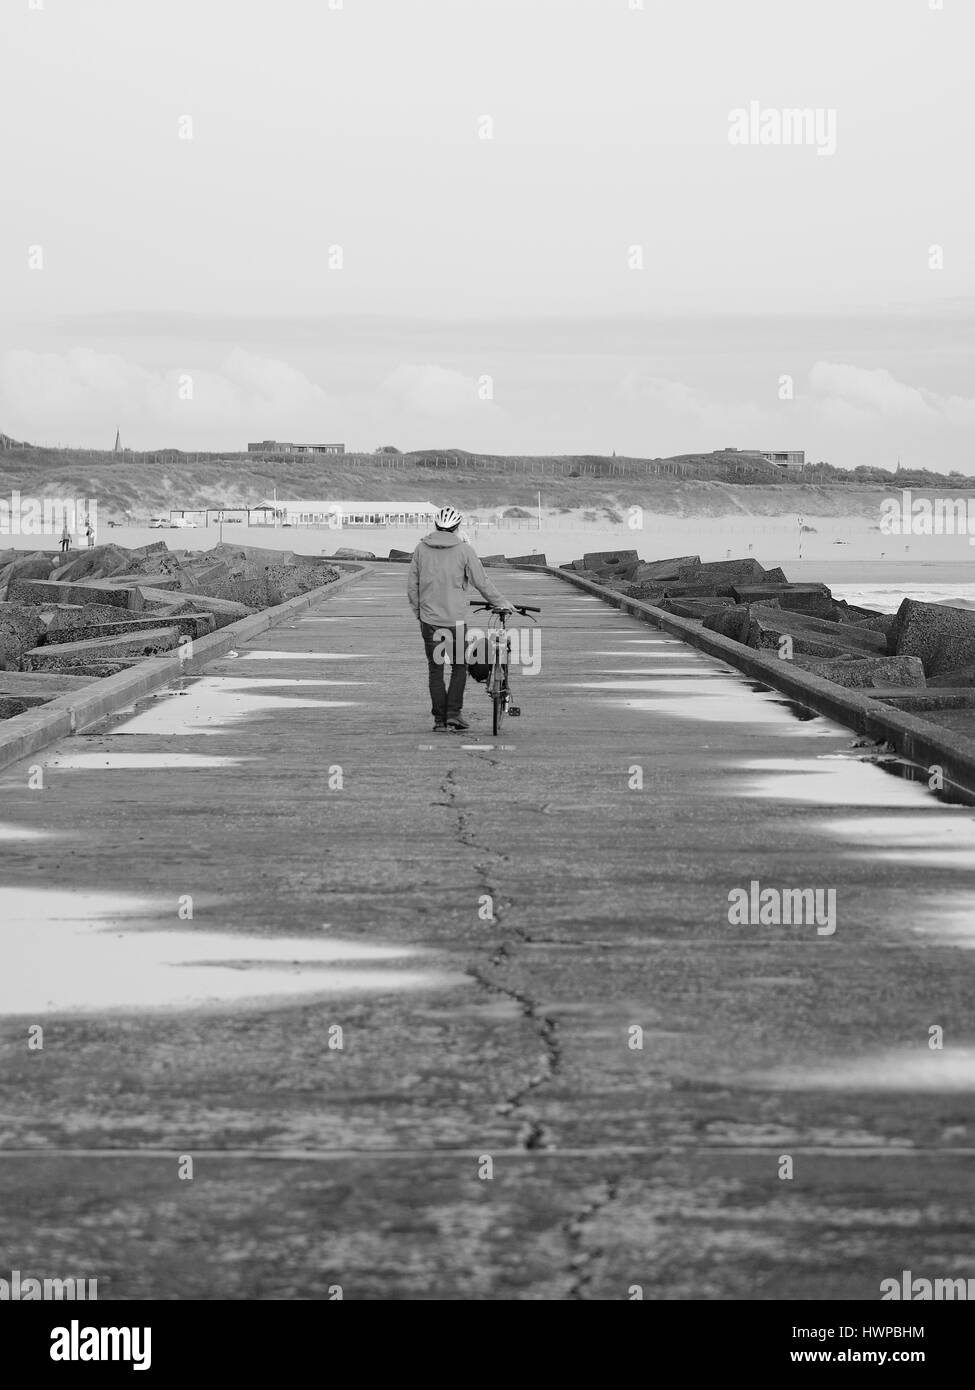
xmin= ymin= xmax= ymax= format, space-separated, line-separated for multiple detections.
xmin=407 ymin=529 xmax=508 ymax=627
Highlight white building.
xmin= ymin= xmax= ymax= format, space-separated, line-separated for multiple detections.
xmin=250 ymin=499 xmax=435 ymax=527
xmin=728 ymin=448 xmax=806 ymax=469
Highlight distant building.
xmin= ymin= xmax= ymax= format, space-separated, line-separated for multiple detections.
xmin=247 ymin=440 xmax=345 ymax=455
xmin=250 ymin=498 xmax=434 ymax=527
xmin=725 ymin=448 xmax=806 ymax=469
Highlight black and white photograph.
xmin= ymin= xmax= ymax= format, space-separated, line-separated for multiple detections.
xmin=1 ymin=0 xmax=972 ymax=1356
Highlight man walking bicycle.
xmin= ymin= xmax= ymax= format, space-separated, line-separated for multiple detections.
xmin=408 ymin=506 xmax=513 ymax=733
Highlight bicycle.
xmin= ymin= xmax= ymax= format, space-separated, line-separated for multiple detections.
xmin=470 ymin=602 xmax=540 ymax=735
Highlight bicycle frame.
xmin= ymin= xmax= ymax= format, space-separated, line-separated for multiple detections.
xmin=471 ymin=602 xmax=539 ymax=735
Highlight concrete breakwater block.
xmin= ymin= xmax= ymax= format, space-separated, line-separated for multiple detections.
xmin=766 ymin=589 xmax=837 ymax=619
xmin=8 ymin=578 xmax=141 ymax=611
xmin=332 ymin=547 xmax=376 ymax=560
xmin=210 ymin=542 xmax=297 ymax=565
xmin=0 ymin=693 xmax=51 ymax=718
xmin=678 ymin=558 xmax=767 ymax=591
xmin=54 ymin=545 xmax=132 ymax=583
xmin=631 ymin=556 xmax=700 ymax=584
xmin=731 ymin=582 xmax=830 ymax=604
xmin=746 ymin=605 xmax=886 ymax=654
xmin=658 ymin=596 xmax=735 ymax=620
xmin=889 ymin=598 xmax=975 ymax=676
xmin=747 ymin=615 xmax=856 ymax=660
xmin=0 ymin=603 xmax=46 ymax=670
xmin=659 ymin=582 xmax=719 ymax=598
xmin=39 ymin=615 xmax=211 ymax=646
xmin=44 ymin=602 xmax=134 ymax=635
xmin=99 ymin=572 xmax=182 ymax=590
xmin=138 ymin=587 xmax=254 ymax=628
xmin=836 ymin=608 xmax=897 ymax=638
xmin=507 ymin=553 xmax=547 ymax=566
xmin=926 ymin=664 xmax=975 ymax=688
xmin=875 ymin=687 xmax=975 ymax=710
xmin=791 ymin=654 xmax=927 ymax=689
xmin=583 ymin=549 xmax=639 ymax=571
xmin=2 ymin=552 xmax=56 ymax=585
xmin=0 ymin=671 xmax=99 ymax=695
xmin=481 ymin=555 xmax=508 ymax=566
xmin=702 ymin=606 xmax=753 ymax=643
xmin=388 ymin=549 xmax=411 ymax=562
xmin=626 ymin=583 xmax=667 ymax=604
xmin=25 ymin=627 xmax=180 ymax=669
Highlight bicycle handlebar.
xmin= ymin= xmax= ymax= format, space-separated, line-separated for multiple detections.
xmin=471 ymin=602 xmax=540 ymax=617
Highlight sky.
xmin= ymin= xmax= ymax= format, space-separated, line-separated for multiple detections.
xmin=1 ymin=0 xmax=973 ymax=468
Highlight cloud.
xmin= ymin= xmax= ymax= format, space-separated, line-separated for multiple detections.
xmin=615 ymin=371 xmax=769 ymax=435
xmin=380 ymin=363 xmax=489 ymax=417
xmin=0 ymin=347 xmax=340 ymax=448
xmin=809 ymin=361 xmax=975 ymax=425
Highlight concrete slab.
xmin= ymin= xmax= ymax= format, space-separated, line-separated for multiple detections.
xmin=4 ymin=564 xmax=975 ymax=1300
xmin=25 ymin=627 xmax=180 ymax=668
xmin=0 ymin=671 xmax=99 ymax=695
xmin=8 ymin=578 xmax=141 ymax=611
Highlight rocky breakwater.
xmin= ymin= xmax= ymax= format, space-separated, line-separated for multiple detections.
xmin=0 ymin=541 xmax=340 ymax=719
xmin=560 ymin=549 xmax=975 ymax=744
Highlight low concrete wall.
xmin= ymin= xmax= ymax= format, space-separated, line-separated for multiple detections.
xmin=546 ymin=565 xmax=975 ymax=804
xmin=0 ymin=565 xmax=366 ymax=773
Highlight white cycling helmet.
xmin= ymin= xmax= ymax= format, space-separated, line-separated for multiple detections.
xmin=435 ymin=505 xmax=463 ymax=530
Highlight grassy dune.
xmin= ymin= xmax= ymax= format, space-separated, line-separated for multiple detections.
xmin=0 ymin=446 xmax=913 ymax=521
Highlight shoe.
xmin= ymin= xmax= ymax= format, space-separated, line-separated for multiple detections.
xmin=433 ymin=720 xmax=449 ymax=733
xmin=447 ymin=714 xmax=470 ymax=731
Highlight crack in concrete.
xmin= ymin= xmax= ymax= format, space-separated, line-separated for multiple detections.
xmin=563 ymin=1176 xmax=623 ymax=1300
xmin=466 ymin=965 xmax=561 ymax=1151
xmin=439 ymin=764 xmax=562 ymax=1151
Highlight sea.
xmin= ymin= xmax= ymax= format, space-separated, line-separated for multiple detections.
xmin=833 ymin=585 xmax=975 ymax=615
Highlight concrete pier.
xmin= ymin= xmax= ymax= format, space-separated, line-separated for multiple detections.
xmin=2 ymin=567 xmax=974 ymax=1299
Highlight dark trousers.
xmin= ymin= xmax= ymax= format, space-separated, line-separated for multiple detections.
xmin=420 ymin=621 xmax=467 ymax=721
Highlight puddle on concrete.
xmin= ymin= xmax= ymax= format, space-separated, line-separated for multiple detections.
xmin=755 ymin=1049 xmax=975 ymax=1092
xmin=44 ymin=752 xmax=256 ymax=770
xmin=824 ymin=814 xmax=975 ymax=869
xmin=190 ymin=677 xmax=363 ymax=688
xmin=568 ymin=677 xmax=727 ymax=690
xmin=594 ymin=668 xmax=733 ymax=678
xmin=609 ymin=681 xmax=842 ymax=729
xmin=738 ymin=758 xmax=953 ymax=808
xmin=0 ymin=888 xmax=461 ymax=1014
xmin=0 ymin=824 xmax=50 ymax=841
xmin=590 ymin=649 xmax=710 ymax=657
xmin=106 ymin=678 xmax=361 ymax=736
xmin=235 ymin=650 xmax=367 ymax=661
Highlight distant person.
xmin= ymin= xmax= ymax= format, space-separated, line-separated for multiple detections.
xmin=85 ymin=519 xmax=95 ymax=548
xmin=59 ymin=522 xmax=71 ymax=554
xmin=408 ymin=505 xmax=513 ymax=733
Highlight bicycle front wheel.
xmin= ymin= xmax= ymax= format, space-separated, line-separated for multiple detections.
xmin=492 ymin=676 xmax=506 ymax=736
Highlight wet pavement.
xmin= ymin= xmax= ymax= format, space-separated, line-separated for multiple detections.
xmin=2 ymin=565 xmax=975 ymax=1299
